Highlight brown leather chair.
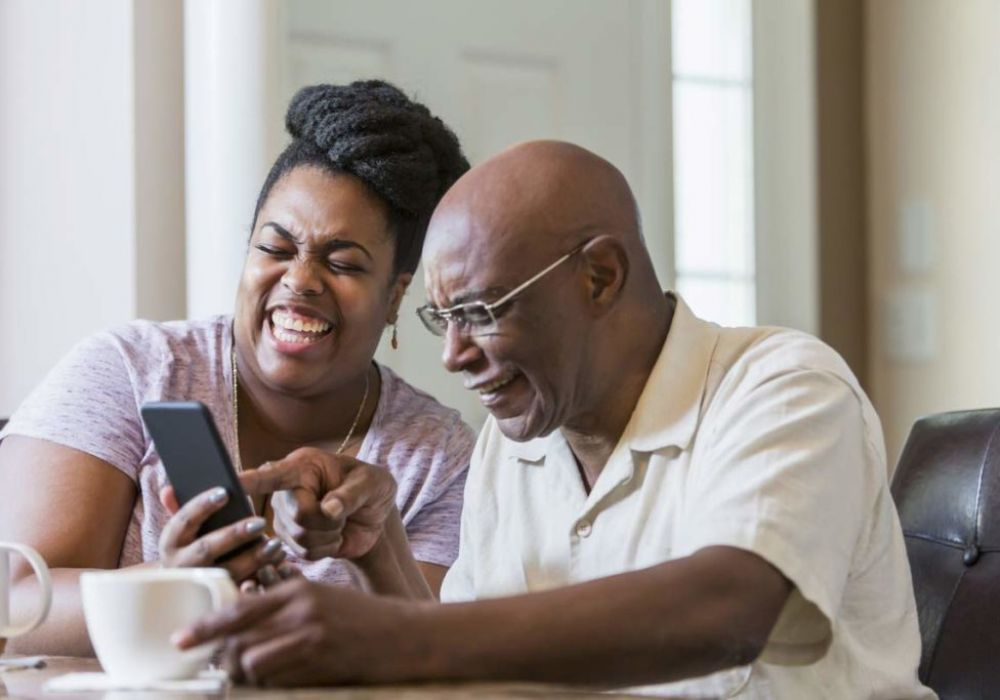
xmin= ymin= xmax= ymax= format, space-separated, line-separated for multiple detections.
xmin=891 ymin=408 xmax=1000 ymax=698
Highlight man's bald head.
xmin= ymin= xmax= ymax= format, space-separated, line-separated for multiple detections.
xmin=425 ymin=140 xmax=646 ymax=269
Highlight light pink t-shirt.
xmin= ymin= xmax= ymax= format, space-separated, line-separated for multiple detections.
xmin=0 ymin=316 xmax=474 ymax=585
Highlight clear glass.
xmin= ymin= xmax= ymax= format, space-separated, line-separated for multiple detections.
xmin=676 ymin=275 xmax=756 ymax=328
xmin=673 ymin=82 xmax=754 ymax=277
xmin=672 ymin=0 xmax=752 ymax=82
xmin=671 ymin=0 xmax=755 ymax=326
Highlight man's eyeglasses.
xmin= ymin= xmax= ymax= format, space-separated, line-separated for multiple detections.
xmin=416 ymin=241 xmax=589 ymax=338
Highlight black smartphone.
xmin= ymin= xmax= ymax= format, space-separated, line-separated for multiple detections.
xmin=140 ymin=401 xmax=256 ymax=543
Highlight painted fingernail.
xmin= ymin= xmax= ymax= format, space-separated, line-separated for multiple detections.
xmin=170 ymin=629 xmax=193 ymax=648
xmin=209 ymin=487 xmax=228 ymax=503
xmin=258 ymin=566 xmax=279 ymax=587
xmin=245 ymin=518 xmax=267 ymax=534
xmin=262 ymin=538 xmax=282 ymax=556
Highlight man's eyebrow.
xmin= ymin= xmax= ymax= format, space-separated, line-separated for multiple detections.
xmin=260 ymin=222 xmax=373 ymax=261
xmin=435 ymin=286 xmax=507 ymax=308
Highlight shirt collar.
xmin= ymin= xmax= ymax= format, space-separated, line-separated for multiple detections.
xmin=507 ymin=293 xmax=719 ymax=461
xmin=623 ymin=294 xmax=719 ymax=453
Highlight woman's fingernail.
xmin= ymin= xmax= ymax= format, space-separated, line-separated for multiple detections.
xmin=209 ymin=487 xmax=228 ymax=504
xmin=262 ymin=538 xmax=282 ymax=556
xmin=245 ymin=518 xmax=267 ymax=534
xmin=170 ymin=630 xmax=193 ymax=648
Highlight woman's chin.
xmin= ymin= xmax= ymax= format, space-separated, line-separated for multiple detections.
xmin=258 ymin=370 xmax=325 ymax=398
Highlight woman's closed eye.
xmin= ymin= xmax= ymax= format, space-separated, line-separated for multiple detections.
xmin=255 ymin=243 xmax=294 ymax=258
xmin=326 ymin=259 xmax=364 ymax=274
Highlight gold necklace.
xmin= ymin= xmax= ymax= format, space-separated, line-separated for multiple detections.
xmin=229 ymin=339 xmax=371 ymax=475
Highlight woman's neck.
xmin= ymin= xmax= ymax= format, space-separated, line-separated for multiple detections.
xmin=234 ymin=359 xmax=379 ymax=456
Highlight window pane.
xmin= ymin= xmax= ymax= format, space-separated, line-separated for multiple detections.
xmin=676 ymin=277 xmax=755 ymax=328
xmin=673 ymin=81 xmax=754 ymax=276
xmin=672 ymin=0 xmax=751 ymax=81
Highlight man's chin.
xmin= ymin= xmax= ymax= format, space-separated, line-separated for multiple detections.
xmin=494 ymin=411 xmax=555 ymax=443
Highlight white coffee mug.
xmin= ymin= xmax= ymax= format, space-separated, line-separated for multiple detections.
xmin=0 ymin=542 xmax=52 ymax=642
xmin=81 ymin=568 xmax=237 ymax=682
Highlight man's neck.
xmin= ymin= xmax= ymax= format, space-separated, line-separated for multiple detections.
xmin=562 ymin=294 xmax=675 ymax=490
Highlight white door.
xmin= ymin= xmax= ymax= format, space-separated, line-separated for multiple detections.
xmin=284 ymin=0 xmax=671 ymax=428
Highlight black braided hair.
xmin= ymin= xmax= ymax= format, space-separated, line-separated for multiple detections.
xmin=252 ymin=80 xmax=469 ymax=275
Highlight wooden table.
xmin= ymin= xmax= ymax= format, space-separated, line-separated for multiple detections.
xmin=1 ymin=658 xmax=649 ymax=700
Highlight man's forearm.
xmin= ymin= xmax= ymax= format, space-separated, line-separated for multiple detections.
xmin=405 ymin=547 xmax=790 ymax=688
xmin=353 ymin=508 xmax=432 ymax=599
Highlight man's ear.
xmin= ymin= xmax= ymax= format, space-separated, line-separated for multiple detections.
xmin=388 ymin=272 xmax=413 ymax=323
xmin=580 ymin=235 xmax=629 ymax=309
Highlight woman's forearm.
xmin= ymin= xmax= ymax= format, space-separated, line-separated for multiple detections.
xmin=5 ymin=562 xmax=158 ymax=657
xmin=353 ymin=508 xmax=432 ymax=600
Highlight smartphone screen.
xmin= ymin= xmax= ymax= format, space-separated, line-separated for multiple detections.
xmin=140 ymin=401 xmax=256 ymax=539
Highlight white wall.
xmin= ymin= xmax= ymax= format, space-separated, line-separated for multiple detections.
xmin=0 ymin=0 xmax=184 ymax=417
xmin=753 ymin=0 xmax=819 ymax=333
xmin=867 ymin=0 xmax=1000 ymax=462
xmin=184 ymin=0 xmax=285 ymax=319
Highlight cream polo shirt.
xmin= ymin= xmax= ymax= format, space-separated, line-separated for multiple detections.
xmin=441 ymin=295 xmax=934 ymax=699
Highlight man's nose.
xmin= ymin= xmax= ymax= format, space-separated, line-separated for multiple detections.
xmin=441 ymin=322 xmax=483 ymax=373
xmin=281 ymin=258 xmax=323 ymax=296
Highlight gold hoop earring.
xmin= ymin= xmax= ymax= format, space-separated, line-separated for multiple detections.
xmin=391 ymin=323 xmax=399 ymax=350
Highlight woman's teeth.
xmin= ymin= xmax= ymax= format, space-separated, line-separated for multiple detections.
xmin=271 ymin=309 xmax=331 ymax=344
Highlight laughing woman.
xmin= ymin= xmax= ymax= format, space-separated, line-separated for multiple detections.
xmin=0 ymin=80 xmax=474 ymax=656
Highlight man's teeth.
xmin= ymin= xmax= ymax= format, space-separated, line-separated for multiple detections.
xmin=271 ymin=309 xmax=331 ymax=335
xmin=478 ymin=375 xmax=516 ymax=394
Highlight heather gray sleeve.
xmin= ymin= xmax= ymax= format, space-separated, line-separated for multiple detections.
xmin=403 ymin=421 xmax=474 ymax=568
xmin=0 ymin=331 xmax=146 ymax=481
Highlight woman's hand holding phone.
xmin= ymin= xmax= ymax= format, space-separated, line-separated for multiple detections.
xmin=157 ymin=486 xmax=287 ymax=585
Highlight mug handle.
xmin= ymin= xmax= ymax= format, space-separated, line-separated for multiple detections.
xmin=197 ymin=574 xmax=238 ymax=613
xmin=0 ymin=543 xmax=52 ymax=638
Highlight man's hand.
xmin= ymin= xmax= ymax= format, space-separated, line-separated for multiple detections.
xmin=240 ymin=447 xmax=398 ymax=561
xmin=173 ymin=578 xmax=420 ymax=686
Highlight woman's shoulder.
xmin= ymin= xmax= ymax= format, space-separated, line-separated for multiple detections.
xmin=63 ymin=316 xmax=231 ymax=402
xmin=368 ymin=365 xmax=475 ymax=502
xmin=375 ymin=364 xmax=476 ymax=448
xmin=97 ymin=316 xmax=229 ymax=355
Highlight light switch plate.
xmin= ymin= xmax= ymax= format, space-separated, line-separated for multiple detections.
xmin=883 ymin=286 xmax=937 ymax=363
xmin=898 ymin=199 xmax=935 ymax=274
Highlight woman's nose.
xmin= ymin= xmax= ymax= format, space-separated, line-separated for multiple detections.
xmin=281 ymin=258 xmax=323 ymax=296
xmin=442 ymin=322 xmax=483 ymax=373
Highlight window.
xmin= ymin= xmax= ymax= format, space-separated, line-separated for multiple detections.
xmin=671 ymin=0 xmax=756 ymax=327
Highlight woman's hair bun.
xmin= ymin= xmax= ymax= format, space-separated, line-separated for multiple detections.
xmin=284 ymin=80 xmax=467 ymax=219
xmin=254 ymin=79 xmax=469 ymax=275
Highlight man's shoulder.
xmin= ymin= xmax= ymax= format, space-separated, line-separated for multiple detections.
xmin=703 ymin=324 xmax=884 ymax=454
xmin=712 ymin=324 xmax=861 ymax=394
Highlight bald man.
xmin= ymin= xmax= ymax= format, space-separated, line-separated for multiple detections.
xmin=178 ymin=142 xmax=931 ymax=698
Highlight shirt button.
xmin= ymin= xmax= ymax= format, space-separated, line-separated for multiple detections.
xmin=575 ymin=520 xmax=593 ymax=538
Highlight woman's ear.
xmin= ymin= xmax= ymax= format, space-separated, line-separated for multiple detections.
xmin=387 ymin=272 xmax=413 ymax=323
xmin=580 ymin=235 xmax=628 ymax=309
